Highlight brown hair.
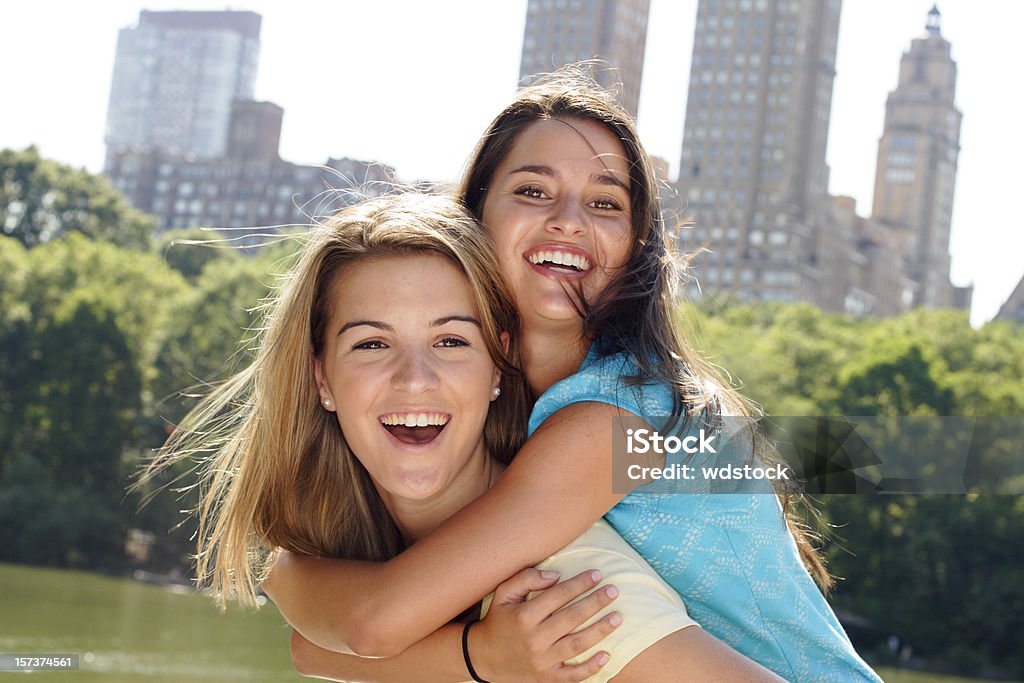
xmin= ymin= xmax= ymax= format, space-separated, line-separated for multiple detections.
xmin=143 ymin=193 xmax=529 ymax=607
xmin=458 ymin=64 xmax=832 ymax=591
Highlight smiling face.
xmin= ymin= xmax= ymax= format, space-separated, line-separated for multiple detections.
xmin=480 ymin=118 xmax=633 ymax=332
xmin=313 ymin=253 xmax=501 ymax=515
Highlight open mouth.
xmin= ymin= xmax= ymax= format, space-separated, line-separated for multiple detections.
xmin=526 ymin=249 xmax=592 ymax=274
xmin=380 ymin=412 xmax=450 ymax=445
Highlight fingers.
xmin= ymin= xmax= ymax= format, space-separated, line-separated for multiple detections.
xmin=522 ymin=569 xmax=605 ymax=622
xmin=552 ymin=608 xmax=622 ymax=663
xmin=544 ymin=585 xmax=622 ymax=651
xmin=491 ymin=567 xmax=562 ymax=607
xmin=557 ymin=649 xmax=612 ymax=682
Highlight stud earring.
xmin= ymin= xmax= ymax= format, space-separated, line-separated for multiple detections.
xmin=322 ymin=398 xmax=333 ymax=409
xmin=491 ymin=387 xmax=501 ymax=400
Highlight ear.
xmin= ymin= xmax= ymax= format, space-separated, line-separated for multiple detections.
xmin=311 ymin=349 xmax=336 ymax=412
xmin=490 ymin=331 xmax=511 ymax=399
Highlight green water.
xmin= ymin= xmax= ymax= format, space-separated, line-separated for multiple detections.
xmin=2 ymin=564 xmax=1007 ymax=683
xmin=876 ymin=670 xmax=1012 ymax=683
xmin=0 ymin=563 xmax=301 ymax=682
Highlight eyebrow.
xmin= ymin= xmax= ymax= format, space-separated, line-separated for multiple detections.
xmin=337 ymin=316 xmax=481 ymax=336
xmin=509 ymin=164 xmax=629 ymax=192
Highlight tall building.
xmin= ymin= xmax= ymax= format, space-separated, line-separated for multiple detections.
xmin=105 ymin=101 xmax=393 ymax=233
xmin=104 ymin=10 xmax=261 ymax=164
xmin=995 ymin=274 xmax=1024 ymax=325
xmin=677 ymin=0 xmax=842 ymax=305
xmin=870 ymin=5 xmax=964 ymax=309
xmin=519 ymin=0 xmax=651 ymax=116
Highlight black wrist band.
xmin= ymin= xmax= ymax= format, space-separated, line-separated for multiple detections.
xmin=461 ymin=619 xmax=491 ymax=683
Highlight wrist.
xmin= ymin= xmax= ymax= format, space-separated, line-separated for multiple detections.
xmin=462 ymin=620 xmax=492 ymax=683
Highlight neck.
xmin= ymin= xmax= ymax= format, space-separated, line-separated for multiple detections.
xmin=520 ymin=324 xmax=590 ymax=398
xmin=381 ymin=449 xmax=503 ymax=545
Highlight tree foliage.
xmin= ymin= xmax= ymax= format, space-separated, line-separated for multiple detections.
xmin=1 ymin=146 xmax=153 ymax=249
xmin=155 ymin=227 xmax=237 ymax=282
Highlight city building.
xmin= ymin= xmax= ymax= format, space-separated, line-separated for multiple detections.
xmin=105 ymin=100 xmax=393 ymax=233
xmin=677 ymin=2 xmax=971 ymax=317
xmin=870 ymin=4 xmax=968 ymax=310
xmin=104 ymin=10 xmax=261 ymax=164
xmin=995 ymin=274 xmax=1024 ymax=325
xmin=518 ymin=0 xmax=651 ymax=116
xmin=677 ymin=0 xmax=843 ymax=306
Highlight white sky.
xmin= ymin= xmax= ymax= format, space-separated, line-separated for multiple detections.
xmin=2 ymin=1 xmax=1021 ymax=325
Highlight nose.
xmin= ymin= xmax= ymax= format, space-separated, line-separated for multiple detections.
xmin=390 ymin=347 xmax=440 ymax=395
xmin=544 ymin=196 xmax=588 ymax=237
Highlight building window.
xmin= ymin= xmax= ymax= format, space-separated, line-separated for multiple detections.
xmin=886 ymin=169 xmax=915 ymax=183
xmin=888 ymin=152 xmax=915 ymax=167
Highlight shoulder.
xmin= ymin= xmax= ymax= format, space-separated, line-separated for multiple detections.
xmin=529 ymin=346 xmax=676 ymax=434
xmin=538 ymin=520 xmax=698 ymax=681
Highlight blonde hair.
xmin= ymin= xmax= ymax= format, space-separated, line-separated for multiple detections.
xmin=143 ymin=193 xmax=529 ymax=608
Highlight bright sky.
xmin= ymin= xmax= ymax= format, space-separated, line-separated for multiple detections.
xmin=2 ymin=1 xmax=1021 ymax=325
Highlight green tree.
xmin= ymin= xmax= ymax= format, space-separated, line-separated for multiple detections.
xmin=151 ymin=255 xmax=274 ymax=424
xmin=0 ymin=234 xmax=189 ymax=571
xmin=835 ymin=337 xmax=956 ymax=416
xmin=24 ymin=294 xmax=142 ymax=496
xmin=0 ymin=237 xmax=31 ymax=449
xmin=155 ymin=227 xmax=237 ymax=282
xmin=0 ymin=146 xmax=153 ymax=250
xmin=0 ymin=295 xmax=140 ymax=570
xmin=20 ymin=233 xmax=189 ymax=374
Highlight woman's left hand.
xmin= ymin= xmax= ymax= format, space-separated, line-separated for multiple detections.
xmin=468 ymin=567 xmax=622 ymax=683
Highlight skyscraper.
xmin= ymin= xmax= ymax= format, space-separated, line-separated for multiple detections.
xmin=870 ymin=5 xmax=963 ymax=309
xmin=677 ymin=0 xmax=842 ymax=304
xmin=103 ymin=10 xmax=261 ymax=164
xmin=518 ymin=0 xmax=651 ymax=116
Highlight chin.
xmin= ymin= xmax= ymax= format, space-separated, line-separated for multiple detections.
xmin=521 ymin=294 xmax=582 ymax=322
xmin=393 ymin=471 xmax=446 ymax=499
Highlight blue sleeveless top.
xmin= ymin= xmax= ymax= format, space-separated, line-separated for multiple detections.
xmin=528 ymin=345 xmax=881 ymax=682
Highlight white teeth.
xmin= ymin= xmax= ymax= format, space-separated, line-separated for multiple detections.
xmin=380 ymin=413 xmax=449 ymax=427
xmin=528 ymin=250 xmax=592 ymax=271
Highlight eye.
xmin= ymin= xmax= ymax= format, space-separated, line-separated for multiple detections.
xmin=435 ymin=336 xmax=469 ymax=348
xmin=514 ymin=185 xmax=547 ymax=200
xmin=352 ymin=339 xmax=388 ymax=350
xmin=591 ymin=197 xmax=624 ymax=211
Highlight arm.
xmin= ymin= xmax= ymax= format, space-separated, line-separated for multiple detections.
xmin=609 ymin=628 xmax=786 ymax=683
xmin=289 ymin=568 xmax=622 ymax=683
xmin=290 ymin=625 xmax=466 ymax=682
xmin=290 ymin=619 xmax=784 ymax=683
xmin=262 ymin=401 xmax=633 ymax=656
xmin=289 ymin=559 xmax=785 ymax=683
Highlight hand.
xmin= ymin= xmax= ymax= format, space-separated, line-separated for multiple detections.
xmin=469 ymin=568 xmax=622 ymax=683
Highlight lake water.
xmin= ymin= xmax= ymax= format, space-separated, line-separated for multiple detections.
xmin=3 ymin=563 xmax=1001 ymax=682
xmin=0 ymin=563 xmax=301 ymax=681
